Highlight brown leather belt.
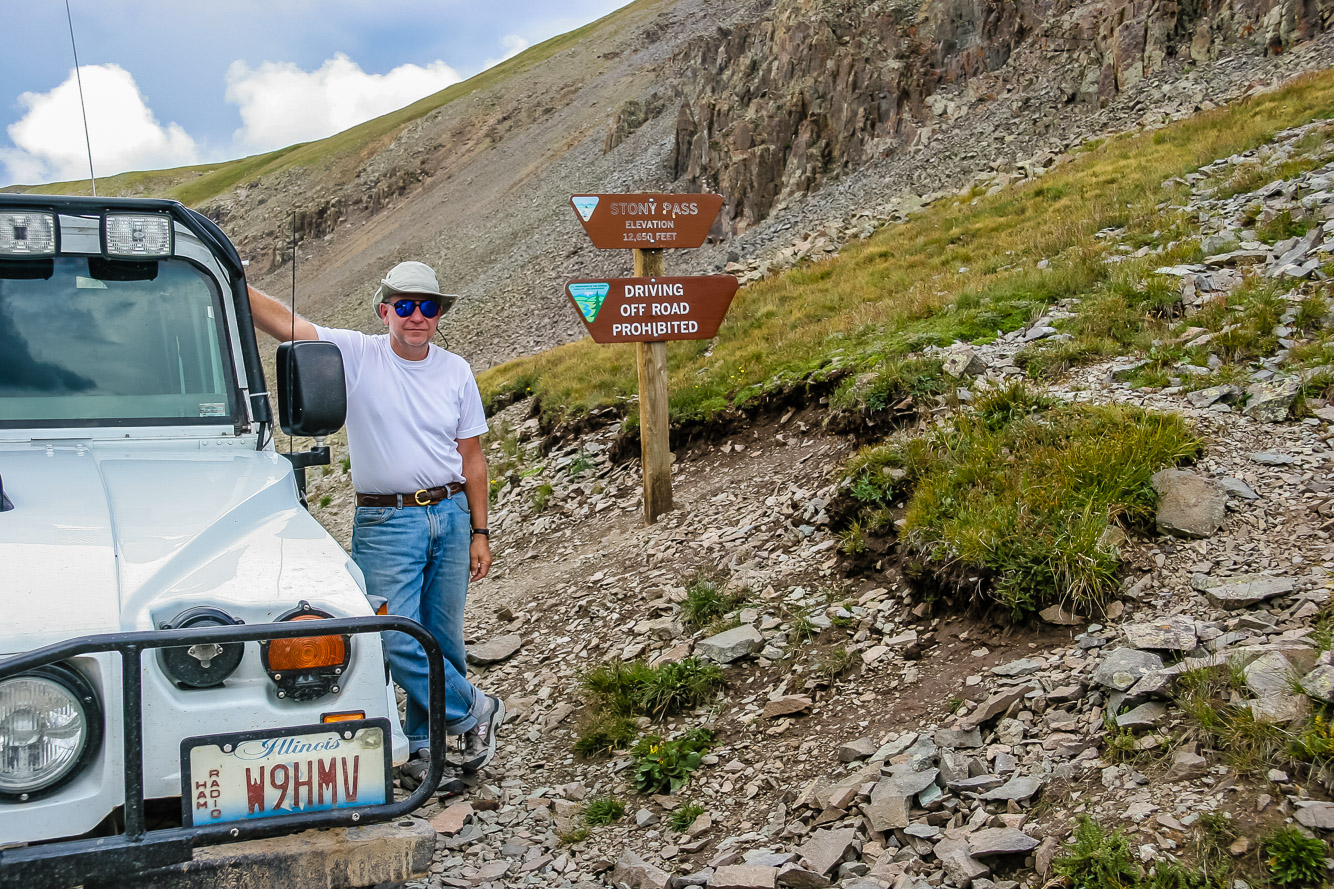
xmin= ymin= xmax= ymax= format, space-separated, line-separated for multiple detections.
xmin=356 ymin=483 xmax=464 ymax=508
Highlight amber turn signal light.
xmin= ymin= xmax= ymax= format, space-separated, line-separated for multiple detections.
xmin=321 ymin=711 xmax=365 ymax=723
xmin=266 ymin=613 xmax=347 ymax=671
xmin=261 ymin=603 xmax=352 ymax=702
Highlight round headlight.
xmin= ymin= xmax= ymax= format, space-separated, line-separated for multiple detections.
xmin=0 ymin=664 xmax=102 ymax=799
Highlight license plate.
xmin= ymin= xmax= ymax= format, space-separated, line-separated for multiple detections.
xmin=181 ymin=719 xmax=392 ymax=826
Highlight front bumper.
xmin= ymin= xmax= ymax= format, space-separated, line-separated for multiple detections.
xmin=84 ymin=819 xmax=436 ymax=889
xmin=0 ymin=616 xmax=449 ymax=889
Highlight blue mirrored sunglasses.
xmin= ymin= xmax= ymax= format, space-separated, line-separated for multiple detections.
xmin=391 ymin=298 xmax=441 ymax=318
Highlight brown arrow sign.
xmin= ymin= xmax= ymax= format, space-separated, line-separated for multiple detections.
xmin=570 ymin=193 xmax=725 ymax=249
xmin=566 ymin=276 xmax=739 ymax=343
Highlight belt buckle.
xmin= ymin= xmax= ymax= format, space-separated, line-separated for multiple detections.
xmin=414 ymin=489 xmax=432 ymax=506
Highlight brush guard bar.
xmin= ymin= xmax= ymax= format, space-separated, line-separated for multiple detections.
xmin=0 ymin=616 xmax=445 ymax=889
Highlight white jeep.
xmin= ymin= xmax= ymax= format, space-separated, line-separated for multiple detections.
xmin=0 ymin=196 xmax=443 ymax=889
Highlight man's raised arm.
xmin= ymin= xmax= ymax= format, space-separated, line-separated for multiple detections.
xmin=247 ymin=284 xmax=319 ymax=342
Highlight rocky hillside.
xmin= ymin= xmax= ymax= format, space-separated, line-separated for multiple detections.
xmin=292 ymin=74 xmax=1334 ymax=889
xmin=23 ymin=0 xmax=1327 ymax=372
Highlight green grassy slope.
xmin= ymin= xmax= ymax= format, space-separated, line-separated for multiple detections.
xmin=478 ymin=71 xmax=1334 ymax=427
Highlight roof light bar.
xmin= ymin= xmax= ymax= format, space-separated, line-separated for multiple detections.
xmin=0 ymin=211 xmax=57 ymax=257
xmin=104 ymin=213 xmax=173 ymax=258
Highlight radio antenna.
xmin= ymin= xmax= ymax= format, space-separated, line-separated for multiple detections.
xmin=64 ymin=0 xmax=97 ymax=196
xmin=289 ymin=212 xmax=297 ymax=456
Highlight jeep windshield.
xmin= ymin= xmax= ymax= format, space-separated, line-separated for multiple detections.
xmin=0 ymin=256 xmax=236 ymax=426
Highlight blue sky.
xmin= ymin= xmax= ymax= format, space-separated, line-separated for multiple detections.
xmin=1 ymin=1 xmax=632 ymax=187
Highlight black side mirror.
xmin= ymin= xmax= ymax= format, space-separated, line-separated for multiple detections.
xmin=0 ymin=474 xmax=11 ymax=512
xmin=277 ymin=340 xmax=347 ymax=437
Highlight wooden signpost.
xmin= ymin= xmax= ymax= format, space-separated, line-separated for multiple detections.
xmin=567 ymin=193 xmax=733 ymax=523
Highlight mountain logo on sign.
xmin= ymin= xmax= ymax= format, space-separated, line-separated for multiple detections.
xmin=568 ymin=282 xmax=611 ymax=322
xmin=572 ymin=196 xmax=599 ymax=222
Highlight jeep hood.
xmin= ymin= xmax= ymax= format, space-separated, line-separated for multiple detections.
xmin=0 ymin=442 xmax=354 ymax=650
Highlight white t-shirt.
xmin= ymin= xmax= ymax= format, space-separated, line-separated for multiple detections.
xmin=314 ymin=326 xmax=489 ymax=494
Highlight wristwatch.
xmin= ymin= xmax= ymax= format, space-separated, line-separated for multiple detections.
xmin=471 ymin=528 xmax=490 ymax=537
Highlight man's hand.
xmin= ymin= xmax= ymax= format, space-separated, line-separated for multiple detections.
xmin=469 ymin=534 xmax=491 ymax=580
xmin=470 ymin=534 xmax=491 ymax=581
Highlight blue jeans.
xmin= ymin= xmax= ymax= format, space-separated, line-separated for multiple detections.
xmin=352 ymin=496 xmax=484 ymax=753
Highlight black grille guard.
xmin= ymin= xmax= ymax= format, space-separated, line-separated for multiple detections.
xmin=0 ymin=615 xmax=445 ymax=889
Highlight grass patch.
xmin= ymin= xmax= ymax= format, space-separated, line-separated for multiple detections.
xmin=785 ymin=607 xmax=820 ymax=643
xmin=1054 ymin=815 xmax=1236 ymax=889
xmin=572 ymin=712 xmax=638 ymax=758
xmin=1257 ymin=209 xmax=1313 ymax=243
xmin=826 ymin=356 xmax=947 ymax=429
xmin=1054 ymin=816 xmax=1143 ymax=889
xmin=669 ymin=801 xmax=706 ymax=832
xmin=1170 ymin=664 xmax=1334 ymax=781
xmin=837 ymin=384 xmax=1201 ymax=617
xmin=582 ymin=796 xmax=626 ymax=826
xmin=812 ymin=646 xmax=857 ymax=682
xmin=1101 ymin=719 xmax=1147 ymax=764
xmin=582 ymin=658 xmax=725 ymax=720
xmin=631 ymin=728 xmax=715 ymax=794
xmin=557 ymin=826 xmax=591 ymax=845
xmin=1174 ymin=665 xmax=1289 ymax=773
xmin=1295 ymin=295 xmax=1332 ymax=334
xmin=1217 ymin=127 xmax=1334 ymax=199
xmin=531 ymin=482 xmax=554 ymax=512
xmin=486 ymin=423 xmax=530 ymax=503
xmin=1019 ymin=244 xmax=1199 ymax=381
xmin=681 ymin=575 xmax=746 ymax=629
xmin=1263 ymin=826 xmax=1328 ymax=887
xmin=1302 ymin=366 xmax=1334 ymax=403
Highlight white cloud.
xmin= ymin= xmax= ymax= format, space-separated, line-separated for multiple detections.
xmin=483 ymin=35 xmax=531 ymax=69
xmin=225 ymin=53 xmax=461 ymax=153
xmin=2 ymin=64 xmax=199 ymax=185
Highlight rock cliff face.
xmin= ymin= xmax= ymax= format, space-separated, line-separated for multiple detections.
xmin=666 ymin=0 xmax=1334 ymax=230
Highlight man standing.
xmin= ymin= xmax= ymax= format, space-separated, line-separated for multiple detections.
xmin=249 ymin=260 xmax=503 ymax=790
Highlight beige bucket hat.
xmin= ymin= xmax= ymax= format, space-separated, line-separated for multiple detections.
xmin=371 ymin=261 xmax=458 ymax=316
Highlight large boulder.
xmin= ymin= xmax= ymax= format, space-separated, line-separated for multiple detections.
xmin=798 ymin=827 xmax=859 ymax=876
xmin=864 ymin=770 xmax=939 ymax=831
xmin=933 ymin=838 xmax=990 ymax=888
xmin=1244 ymin=377 xmax=1301 ymax=422
xmin=710 ymin=865 xmax=779 ymax=888
xmin=1243 ymin=652 xmax=1296 ymax=698
xmin=1123 ymin=617 xmax=1197 ymax=651
xmin=1094 ymin=648 xmax=1164 ymax=691
xmin=1303 ymin=665 xmax=1334 ymax=703
xmin=1151 ymin=469 xmax=1226 ymax=539
xmin=612 ymin=849 xmax=672 ymax=889
xmin=1197 ymin=574 xmax=1297 ymax=609
xmin=943 ymin=347 xmax=987 ymax=378
xmin=696 ymin=624 xmax=764 ymax=664
xmin=466 ymin=633 xmax=523 ymax=666
xmin=967 ymin=828 xmax=1040 ymax=856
